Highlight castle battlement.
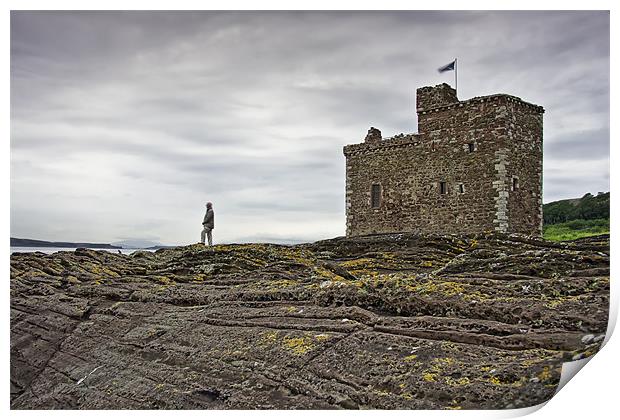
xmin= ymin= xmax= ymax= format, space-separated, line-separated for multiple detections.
xmin=416 ymin=84 xmax=545 ymax=114
xmin=343 ymin=133 xmax=422 ymax=156
xmin=344 ymin=83 xmax=544 ymax=237
xmin=418 ymin=94 xmax=545 ymax=114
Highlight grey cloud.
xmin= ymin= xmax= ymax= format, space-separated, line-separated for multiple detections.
xmin=545 ymin=128 xmax=609 ymax=160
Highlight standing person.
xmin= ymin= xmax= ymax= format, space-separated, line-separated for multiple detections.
xmin=201 ymin=202 xmax=215 ymax=246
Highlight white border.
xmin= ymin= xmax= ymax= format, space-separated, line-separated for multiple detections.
xmin=3 ymin=2 xmax=616 ymax=419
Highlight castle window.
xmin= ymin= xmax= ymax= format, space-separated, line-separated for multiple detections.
xmin=458 ymin=183 xmax=465 ymax=194
xmin=468 ymin=143 xmax=476 ymax=152
xmin=439 ymin=181 xmax=448 ymax=195
xmin=512 ymin=176 xmax=519 ymax=191
xmin=371 ymin=184 xmax=381 ymax=208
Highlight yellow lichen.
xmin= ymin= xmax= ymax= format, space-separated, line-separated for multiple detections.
xmin=282 ymin=336 xmax=316 ymax=355
xmin=312 ymin=266 xmax=346 ymax=283
xmin=489 ymin=376 xmax=501 ymax=385
xmin=193 ymin=274 xmax=206 ymax=282
xmin=153 ymin=275 xmax=175 ymax=285
xmin=544 ymin=295 xmax=581 ymax=309
xmin=265 ymin=279 xmax=299 ymax=290
xmin=339 ymin=258 xmax=375 ymax=269
xmin=406 ymin=281 xmax=466 ymax=297
xmin=445 ymin=376 xmax=471 ymax=386
xmin=259 ymin=331 xmax=279 ymax=344
xmin=537 ymin=366 xmax=552 ymax=381
xmin=423 ymin=372 xmax=437 ymax=382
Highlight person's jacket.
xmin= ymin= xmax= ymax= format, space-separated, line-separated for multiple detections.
xmin=203 ymin=208 xmax=214 ymax=229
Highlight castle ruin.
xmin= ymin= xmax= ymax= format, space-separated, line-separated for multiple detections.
xmin=343 ymin=83 xmax=544 ymax=237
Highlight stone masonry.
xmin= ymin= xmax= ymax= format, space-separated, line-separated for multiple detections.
xmin=343 ymin=83 xmax=544 ymax=237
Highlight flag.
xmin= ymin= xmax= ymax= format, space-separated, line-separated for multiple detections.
xmin=438 ymin=60 xmax=456 ymax=73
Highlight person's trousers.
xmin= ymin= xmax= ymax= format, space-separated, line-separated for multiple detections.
xmin=201 ymin=227 xmax=213 ymax=246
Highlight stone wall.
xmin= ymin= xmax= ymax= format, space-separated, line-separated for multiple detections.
xmin=504 ymin=100 xmax=544 ymax=235
xmin=344 ymin=84 xmax=544 ymax=237
xmin=416 ymin=83 xmax=459 ymax=114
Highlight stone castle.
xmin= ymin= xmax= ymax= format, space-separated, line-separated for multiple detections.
xmin=343 ymin=83 xmax=544 ymax=237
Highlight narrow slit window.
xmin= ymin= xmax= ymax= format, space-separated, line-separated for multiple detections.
xmin=468 ymin=143 xmax=475 ymax=152
xmin=512 ymin=177 xmax=519 ymax=191
xmin=371 ymin=184 xmax=381 ymax=208
xmin=458 ymin=183 xmax=465 ymax=194
xmin=440 ymin=181 xmax=448 ymax=195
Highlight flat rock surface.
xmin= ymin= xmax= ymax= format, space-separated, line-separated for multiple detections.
xmin=10 ymin=233 xmax=609 ymax=409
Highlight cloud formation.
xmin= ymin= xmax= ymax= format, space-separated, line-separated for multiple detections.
xmin=10 ymin=11 xmax=610 ymax=244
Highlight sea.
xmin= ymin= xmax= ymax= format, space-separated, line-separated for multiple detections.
xmin=10 ymin=247 xmax=155 ymax=255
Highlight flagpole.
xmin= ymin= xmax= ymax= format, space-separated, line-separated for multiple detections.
xmin=455 ymin=58 xmax=458 ymax=96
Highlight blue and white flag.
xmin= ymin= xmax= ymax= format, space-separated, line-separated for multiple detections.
xmin=438 ymin=60 xmax=456 ymax=73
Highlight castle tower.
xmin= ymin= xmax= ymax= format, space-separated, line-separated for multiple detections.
xmin=343 ymin=83 xmax=544 ymax=237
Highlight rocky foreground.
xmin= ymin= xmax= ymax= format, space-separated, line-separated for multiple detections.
xmin=10 ymin=233 xmax=609 ymax=409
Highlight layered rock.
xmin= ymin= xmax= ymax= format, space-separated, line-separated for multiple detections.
xmin=10 ymin=233 xmax=609 ymax=409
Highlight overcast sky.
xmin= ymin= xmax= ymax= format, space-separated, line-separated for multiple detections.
xmin=10 ymin=11 xmax=610 ymax=245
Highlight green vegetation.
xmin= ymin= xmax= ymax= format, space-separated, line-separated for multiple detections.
xmin=543 ymin=218 xmax=609 ymax=241
xmin=543 ymin=192 xmax=609 ymax=225
xmin=542 ymin=192 xmax=609 ymax=241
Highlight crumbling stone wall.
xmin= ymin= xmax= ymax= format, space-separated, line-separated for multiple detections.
xmin=416 ymin=83 xmax=459 ymax=116
xmin=344 ymin=84 xmax=544 ymax=237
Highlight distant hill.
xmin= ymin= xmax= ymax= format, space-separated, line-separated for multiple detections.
xmin=144 ymin=245 xmax=176 ymax=250
xmin=543 ymin=192 xmax=609 ymax=225
xmin=543 ymin=192 xmax=609 ymax=241
xmin=10 ymin=238 xmax=122 ymax=249
xmin=111 ymin=240 xmax=164 ymax=249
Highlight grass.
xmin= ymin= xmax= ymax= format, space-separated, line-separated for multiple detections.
xmin=543 ymin=218 xmax=609 ymax=241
